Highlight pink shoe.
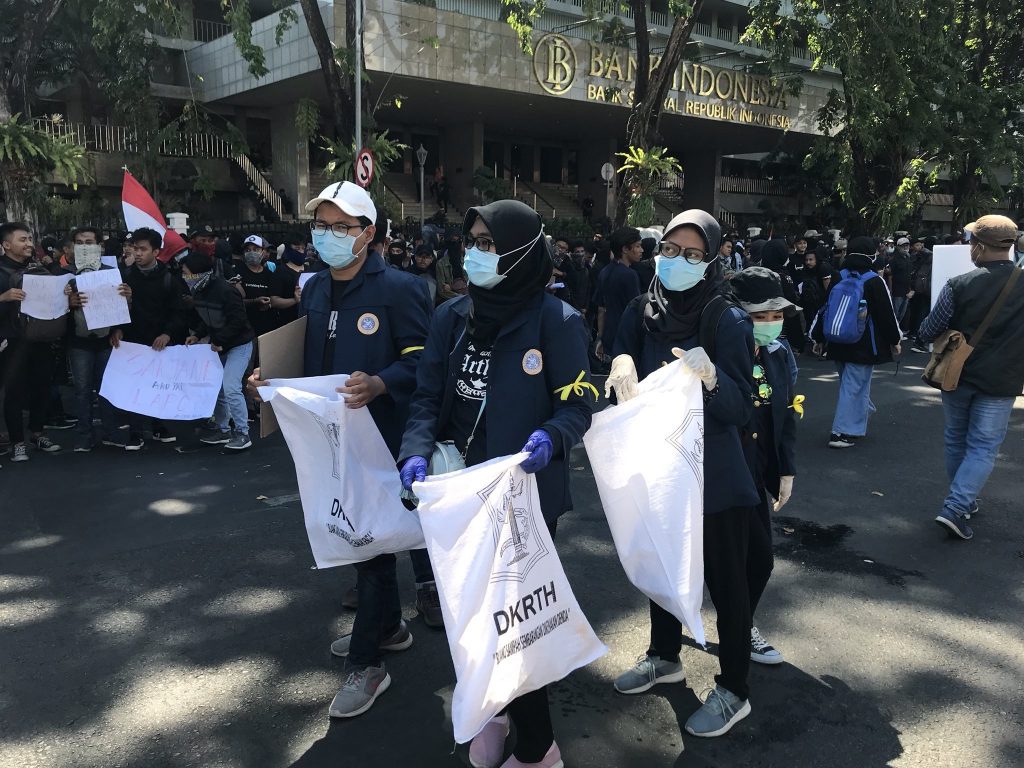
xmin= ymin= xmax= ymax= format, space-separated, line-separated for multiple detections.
xmin=469 ymin=714 xmax=510 ymax=768
xmin=499 ymin=741 xmax=563 ymax=768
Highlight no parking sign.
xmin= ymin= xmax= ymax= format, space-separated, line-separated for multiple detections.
xmin=355 ymin=148 xmax=375 ymax=188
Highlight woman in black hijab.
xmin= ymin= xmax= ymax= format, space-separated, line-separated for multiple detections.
xmin=398 ymin=199 xmax=597 ymax=768
xmin=607 ymin=210 xmax=770 ymax=741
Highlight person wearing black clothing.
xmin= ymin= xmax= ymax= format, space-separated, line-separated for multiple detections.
xmin=887 ymin=238 xmax=914 ymax=325
xmin=407 ymin=243 xmax=438 ymax=304
xmin=796 ymin=251 xmax=834 ymax=352
xmin=809 ymin=237 xmax=902 ymax=448
xmin=272 ymin=233 xmax=307 ymax=325
xmin=248 ymin=181 xmax=432 ymax=719
xmin=760 ymin=239 xmax=803 ymax=350
xmin=112 ymin=228 xmax=188 ymax=445
xmin=595 ymin=227 xmax=643 ymax=360
xmin=237 ymin=235 xmax=280 ymax=339
xmin=398 ymin=199 xmax=595 ymax=768
xmin=0 ymin=223 xmax=65 ymax=462
xmin=633 ymin=236 xmax=657 ymax=289
xmin=729 ymin=267 xmax=800 ymax=665
xmin=183 ymin=251 xmax=255 ymax=451
xmin=608 ymin=210 xmax=764 ymax=740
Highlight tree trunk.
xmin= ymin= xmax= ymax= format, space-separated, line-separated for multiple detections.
xmin=614 ymin=2 xmax=703 ymax=226
xmin=298 ymin=0 xmax=355 ymax=141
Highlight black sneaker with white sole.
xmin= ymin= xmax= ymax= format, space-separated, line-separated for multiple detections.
xmin=224 ymin=432 xmax=252 ymax=451
xmin=828 ymin=433 xmax=856 ymax=449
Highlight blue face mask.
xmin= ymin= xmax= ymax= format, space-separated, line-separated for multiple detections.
xmin=464 ymin=230 xmax=543 ymax=290
xmin=655 ymin=254 xmax=710 ymax=292
xmin=312 ymin=230 xmax=359 ymax=270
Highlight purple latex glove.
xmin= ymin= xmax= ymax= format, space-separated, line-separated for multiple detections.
xmin=520 ymin=429 xmax=553 ymax=474
xmin=400 ymin=455 xmax=428 ymax=491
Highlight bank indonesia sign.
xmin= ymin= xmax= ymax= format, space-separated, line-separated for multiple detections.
xmin=533 ymin=33 xmax=793 ymax=130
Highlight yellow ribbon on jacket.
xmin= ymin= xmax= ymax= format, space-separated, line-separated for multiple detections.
xmin=789 ymin=394 xmax=806 ymax=419
xmin=554 ymin=370 xmax=600 ymax=403
xmin=400 ymin=345 xmax=425 ymax=355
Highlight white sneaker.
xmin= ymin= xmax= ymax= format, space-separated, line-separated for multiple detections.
xmin=11 ymin=443 xmax=29 ymax=462
xmin=750 ymin=626 xmax=784 ymax=665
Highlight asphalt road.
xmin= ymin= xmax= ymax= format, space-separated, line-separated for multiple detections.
xmin=2 ymin=353 xmax=1022 ymax=768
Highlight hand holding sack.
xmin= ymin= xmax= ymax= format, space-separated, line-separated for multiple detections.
xmin=605 ymin=354 xmax=639 ymax=402
xmin=671 ymin=346 xmax=718 ymax=391
xmin=774 ymin=475 xmax=794 ymax=512
xmin=413 ymin=453 xmax=606 ymax=744
xmin=262 ymin=375 xmax=425 ymax=567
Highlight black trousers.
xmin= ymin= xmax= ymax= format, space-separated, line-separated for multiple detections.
xmin=1 ymin=339 xmax=54 ymax=443
xmin=648 ymin=503 xmax=773 ymax=701
xmin=501 ymin=518 xmax=558 ymax=762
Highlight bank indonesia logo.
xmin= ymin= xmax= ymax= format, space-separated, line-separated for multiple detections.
xmin=534 ymin=34 xmax=576 ymax=96
xmin=480 ymin=471 xmax=549 ymax=582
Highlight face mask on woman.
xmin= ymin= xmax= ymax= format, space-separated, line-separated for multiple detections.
xmin=655 ymin=254 xmax=710 ymax=292
xmin=465 ymin=230 xmax=543 ymax=289
xmin=243 ymin=251 xmax=263 ymax=267
xmin=312 ymin=230 xmax=359 ymax=270
xmin=752 ymin=319 xmax=784 ymax=347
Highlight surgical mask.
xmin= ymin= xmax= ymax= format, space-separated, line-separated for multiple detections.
xmin=752 ymin=320 xmax=784 ymax=347
xmin=312 ymin=230 xmax=359 ymax=270
xmin=74 ymin=244 xmax=102 ymax=272
xmin=887 ymin=246 xmax=895 ymax=255
xmin=465 ymin=230 xmax=543 ymax=289
xmin=243 ymin=251 xmax=263 ymax=267
xmin=655 ymin=254 xmax=710 ymax=292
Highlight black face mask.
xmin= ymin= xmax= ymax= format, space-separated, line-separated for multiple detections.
xmin=388 ymin=251 xmax=405 ymax=266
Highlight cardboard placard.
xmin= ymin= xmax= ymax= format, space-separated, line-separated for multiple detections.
xmin=257 ymin=316 xmax=307 ymax=437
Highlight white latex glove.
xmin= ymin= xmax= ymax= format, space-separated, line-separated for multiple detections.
xmin=671 ymin=346 xmax=718 ymax=391
xmin=605 ymin=354 xmax=639 ymax=402
xmin=774 ymin=476 xmax=794 ymax=512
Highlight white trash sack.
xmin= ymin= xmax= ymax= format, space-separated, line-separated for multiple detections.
xmin=583 ymin=360 xmax=706 ymax=645
xmin=414 ymin=453 xmax=607 ymax=744
xmin=263 ymin=374 xmax=425 ymax=568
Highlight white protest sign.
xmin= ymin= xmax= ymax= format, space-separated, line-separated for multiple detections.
xmin=101 ymin=256 xmax=119 ymax=269
xmin=99 ymin=341 xmax=224 ymax=420
xmin=21 ymin=273 xmax=72 ymax=320
xmin=262 ymin=375 xmax=426 ymax=567
xmin=930 ymin=245 xmax=974 ymax=309
xmin=74 ymin=268 xmax=131 ymax=329
xmin=584 ymin=360 xmax=706 ymax=645
xmin=414 ymin=453 xmax=607 ymax=744
xmin=298 ymin=272 xmax=315 ymax=290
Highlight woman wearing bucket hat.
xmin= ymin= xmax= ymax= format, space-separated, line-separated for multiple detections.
xmin=607 ymin=210 xmax=769 ymax=740
xmin=729 ymin=267 xmax=802 ymax=664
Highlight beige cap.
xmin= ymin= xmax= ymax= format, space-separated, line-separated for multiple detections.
xmin=965 ymin=215 xmax=1017 ymax=249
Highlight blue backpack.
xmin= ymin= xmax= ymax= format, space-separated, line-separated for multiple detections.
xmin=821 ymin=269 xmax=875 ymax=345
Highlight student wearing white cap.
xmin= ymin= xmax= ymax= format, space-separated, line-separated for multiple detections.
xmin=247 ymin=181 xmax=432 ymax=718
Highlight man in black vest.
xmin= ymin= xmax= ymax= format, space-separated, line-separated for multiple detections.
xmin=918 ymin=215 xmax=1024 ymax=540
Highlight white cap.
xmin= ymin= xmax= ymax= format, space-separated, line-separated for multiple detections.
xmin=802 ymin=229 xmax=821 ymax=239
xmin=244 ymin=235 xmax=269 ymax=248
xmin=896 ymin=237 xmax=910 ymax=246
xmin=305 ymin=181 xmax=377 ymax=223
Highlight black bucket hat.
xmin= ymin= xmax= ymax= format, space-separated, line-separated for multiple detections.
xmin=730 ymin=266 xmax=797 ymax=316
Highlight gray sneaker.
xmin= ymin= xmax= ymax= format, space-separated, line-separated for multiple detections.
xmin=685 ymin=685 xmax=751 ymax=738
xmin=199 ymin=428 xmax=231 ymax=445
xmin=614 ymin=654 xmax=685 ymax=694
xmin=224 ymin=431 xmax=252 ymax=451
xmin=328 ymin=663 xmax=390 ymax=718
xmin=331 ymin=620 xmax=413 ymax=658
xmin=11 ymin=443 xmax=29 ymax=462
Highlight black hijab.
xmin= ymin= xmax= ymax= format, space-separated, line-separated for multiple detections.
xmin=644 ymin=209 xmax=727 ymax=343
xmin=464 ymin=200 xmax=553 ymax=344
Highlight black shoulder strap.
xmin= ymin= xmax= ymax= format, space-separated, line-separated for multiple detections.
xmin=699 ymin=294 xmax=734 ymax=363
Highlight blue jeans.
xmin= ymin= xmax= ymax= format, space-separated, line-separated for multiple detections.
xmin=892 ymin=295 xmax=909 ymax=325
xmin=348 ymin=553 xmax=402 ymax=669
xmin=941 ymin=385 xmax=1015 ymax=518
xmin=214 ymin=342 xmax=253 ymax=436
xmin=68 ymin=344 xmax=119 ymax=440
xmin=831 ymin=362 xmax=876 ymax=436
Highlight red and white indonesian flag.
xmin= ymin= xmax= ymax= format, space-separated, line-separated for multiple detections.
xmin=121 ymin=170 xmax=187 ymax=262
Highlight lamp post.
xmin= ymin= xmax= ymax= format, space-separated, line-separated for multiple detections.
xmin=416 ymin=143 xmax=428 ymax=230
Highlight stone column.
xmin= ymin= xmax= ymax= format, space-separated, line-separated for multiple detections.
xmin=679 ymin=148 xmax=722 ymax=217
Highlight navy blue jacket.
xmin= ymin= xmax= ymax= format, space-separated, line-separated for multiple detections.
xmin=400 ymin=293 xmax=595 ymax=523
xmin=744 ymin=340 xmax=798 ymax=499
xmin=299 ymin=252 xmax=432 ymax=457
xmin=614 ymin=300 xmax=760 ymax=515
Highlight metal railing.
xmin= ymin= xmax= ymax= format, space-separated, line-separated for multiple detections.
xmin=660 ymin=171 xmax=685 ymax=193
xmin=194 ymin=17 xmax=232 ymax=43
xmin=715 ymin=25 xmax=734 ymax=42
xmin=694 ymin=20 xmax=712 ymax=37
xmin=718 ymin=176 xmax=782 ymax=196
xmin=34 ymin=119 xmax=285 ymax=220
